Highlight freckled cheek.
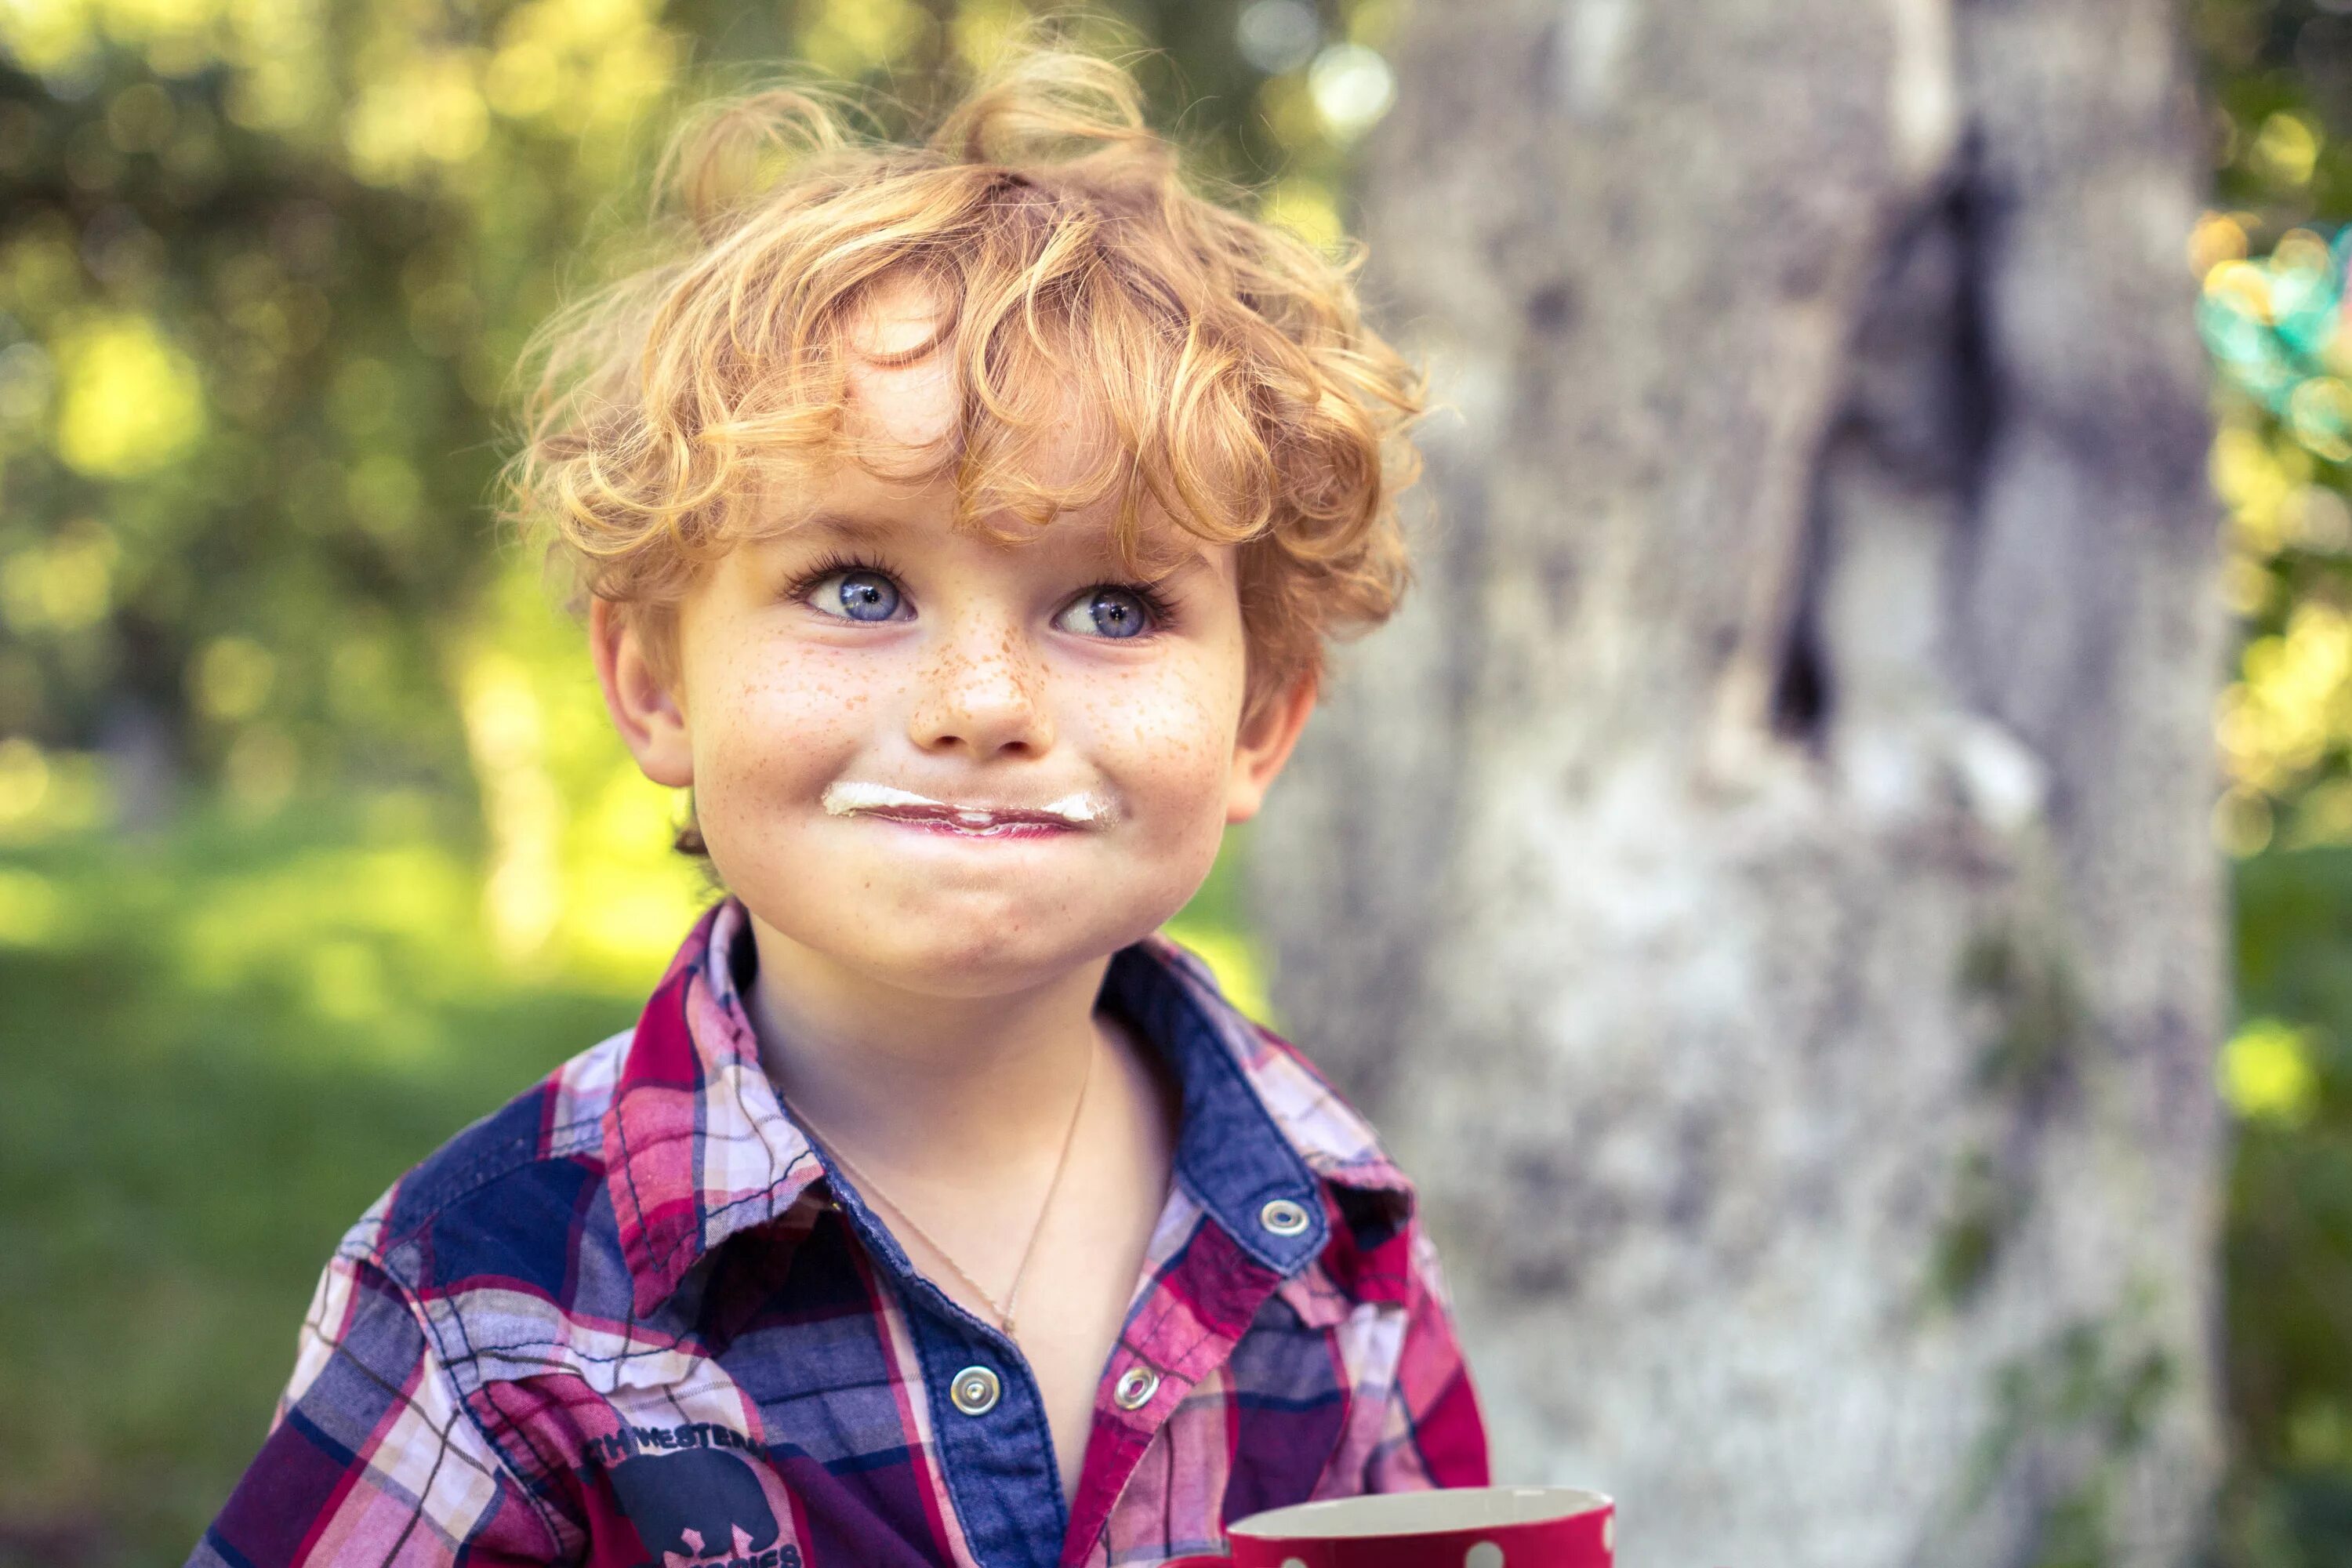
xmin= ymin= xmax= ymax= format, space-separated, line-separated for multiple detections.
xmin=692 ymin=652 xmax=887 ymax=804
xmin=1080 ymin=663 xmax=1240 ymax=828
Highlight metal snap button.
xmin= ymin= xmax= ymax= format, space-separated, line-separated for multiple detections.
xmin=1258 ymin=1197 xmax=1312 ymax=1236
xmin=949 ymin=1365 xmax=1000 ymax=1417
xmin=1112 ymin=1366 xmax=1160 ymax=1410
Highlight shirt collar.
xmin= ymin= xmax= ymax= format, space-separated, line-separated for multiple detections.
xmin=602 ymin=896 xmax=1414 ymax=1319
xmin=1099 ymin=931 xmax=1415 ymax=1269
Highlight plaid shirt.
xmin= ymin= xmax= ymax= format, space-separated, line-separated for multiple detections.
xmin=191 ymin=896 xmax=1488 ymax=1566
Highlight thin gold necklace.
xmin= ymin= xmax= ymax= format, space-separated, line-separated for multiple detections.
xmin=775 ymin=1035 xmax=1095 ymax=1341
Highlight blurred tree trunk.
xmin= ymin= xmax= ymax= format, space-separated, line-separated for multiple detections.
xmin=1253 ymin=2 xmax=2226 ymax=1564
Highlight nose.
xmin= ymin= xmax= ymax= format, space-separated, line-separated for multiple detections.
xmin=906 ymin=605 xmax=1055 ymax=758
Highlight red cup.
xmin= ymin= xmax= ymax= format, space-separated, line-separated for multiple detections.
xmin=1162 ymin=1485 xmax=1613 ymax=1568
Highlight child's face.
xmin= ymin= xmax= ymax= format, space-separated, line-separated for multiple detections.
xmin=593 ymin=286 xmax=1315 ymax=998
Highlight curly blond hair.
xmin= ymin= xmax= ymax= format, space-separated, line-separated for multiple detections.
xmin=503 ymin=36 xmax=1424 ymax=831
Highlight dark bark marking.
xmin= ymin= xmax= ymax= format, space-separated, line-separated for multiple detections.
xmin=1767 ymin=560 xmax=1833 ymax=746
xmin=1526 ymin=281 xmax=1578 ymax=335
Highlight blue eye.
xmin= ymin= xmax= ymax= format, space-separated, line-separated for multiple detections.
xmin=1062 ymin=587 xmax=1151 ymax=640
xmin=815 ymin=570 xmax=901 ymax=622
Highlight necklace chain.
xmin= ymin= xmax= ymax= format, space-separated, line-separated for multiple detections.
xmin=775 ymin=1035 xmax=1095 ymax=1341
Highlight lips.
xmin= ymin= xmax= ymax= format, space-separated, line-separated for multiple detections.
xmin=818 ymin=780 xmax=1116 ymax=829
xmin=858 ymin=804 xmax=1080 ymax=838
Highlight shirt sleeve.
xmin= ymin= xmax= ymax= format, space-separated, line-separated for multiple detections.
xmin=1362 ymin=1220 xmax=1493 ymax=1490
xmin=187 ymin=1249 xmax=564 ymax=1566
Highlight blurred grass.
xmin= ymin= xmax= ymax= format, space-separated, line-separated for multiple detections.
xmin=0 ymin=792 xmax=1262 ymax=1565
xmin=2223 ymin=847 xmax=2352 ymax=1566
xmin=0 ymin=797 xmax=652 ymax=1560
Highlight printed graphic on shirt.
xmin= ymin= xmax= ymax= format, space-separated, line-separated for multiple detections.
xmin=611 ymin=1445 xmax=796 ymax=1568
xmin=589 ymin=1420 xmax=764 ymax=1465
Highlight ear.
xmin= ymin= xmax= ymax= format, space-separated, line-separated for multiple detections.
xmin=1225 ymin=670 xmax=1319 ymax=826
xmin=590 ymin=597 xmax=695 ymax=789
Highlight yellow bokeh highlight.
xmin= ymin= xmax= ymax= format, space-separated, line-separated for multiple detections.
xmin=0 ymin=0 xmax=97 ymax=73
xmin=52 ymin=314 xmax=205 ymax=477
xmin=2220 ymin=1018 xmax=2321 ymax=1125
xmin=217 ymin=0 xmax=330 ymax=133
xmin=98 ymin=0 xmax=219 ymax=73
xmin=2219 ymin=601 xmax=2352 ymax=796
xmin=2205 ymin=259 xmax=2274 ymax=325
xmin=800 ymin=0 xmax=925 ymax=80
xmin=0 ymin=746 xmax=107 ymax=842
xmin=952 ymin=0 xmax=1029 ymax=70
xmin=2255 ymin=111 xmax=2323 ymax=187
xmin=485 ymin=36 xmax=561 ymax=120
xmin=485 ymin=0 xmax=675 ymax=140
xmin=1261 ymin=176 xmax=1342 ymax=255
xmin=2214 ymin=423 xmax=2299 ymax=557
xmin=2290 ymin=376 xmax=2352 ymax=463
xmin=345 ymin=49 xmax=492 ymax=186
xmin=2207 ymin=401 xmax=2352 ymax=837
xmin=0 ymin=739 xmax=52 ymax=824
xmin=1306 ymin=43 xmax=1395 ymax=143
xmin=1256 ymin=73 xmax=1323 ymax=152
xmin=2 ymin=519 xmax=116 ymax=633
xmin=2190 ymin=211 xmax=2249 ymax=280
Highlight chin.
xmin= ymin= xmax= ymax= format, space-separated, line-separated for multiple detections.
xmin=846 ymin=927 xmax=1112 ymax=998
xmin=840 ymin=898 xmax=1179 ymax=998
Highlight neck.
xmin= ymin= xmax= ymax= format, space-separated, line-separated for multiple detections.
xmin=741 ymin=906 xmax=1116 ymax=1179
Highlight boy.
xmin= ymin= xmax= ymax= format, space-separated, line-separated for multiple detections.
xmin=192 ymin=39 xmax=1488 ymax=1568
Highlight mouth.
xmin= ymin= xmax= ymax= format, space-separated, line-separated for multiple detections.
xmin=819 ymin=781 xmax=1114 ymax=836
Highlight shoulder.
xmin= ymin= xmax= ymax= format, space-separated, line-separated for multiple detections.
xmin=1244 ymin=1017 xmax=1414 ymax=1198
xmin=329 ymin=1025 xmax=634 ymax=1308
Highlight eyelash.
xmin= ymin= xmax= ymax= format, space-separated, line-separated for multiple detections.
xmin=782 ymin=550 xmax=1179 ymax=634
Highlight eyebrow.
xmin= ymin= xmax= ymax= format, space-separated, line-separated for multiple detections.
xmin=788 ymin=510 xmax=1210 ymax=579
xmin=793 ymin=512 xmax=901 ymax=543
xmin=1132 ymin=528 xmax=1214 ymax=573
